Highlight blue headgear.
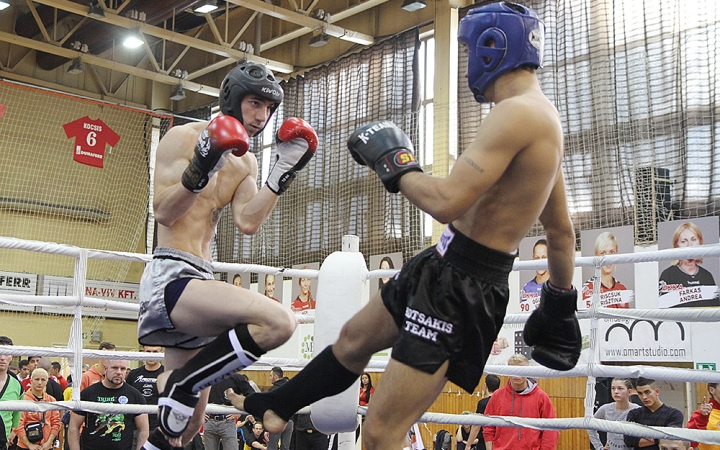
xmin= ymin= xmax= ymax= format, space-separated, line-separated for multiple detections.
xmin=457 ymin=2 xmax=545 ymax=103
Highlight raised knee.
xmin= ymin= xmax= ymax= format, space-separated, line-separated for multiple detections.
xmin=262 ymin=310 xmax=296 ymax=349
xmin=362 ymin=426 xmax=383 ymax=450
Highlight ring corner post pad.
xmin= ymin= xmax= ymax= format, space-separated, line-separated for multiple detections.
xmin=310 ymin=240 xmax=366 ymax=434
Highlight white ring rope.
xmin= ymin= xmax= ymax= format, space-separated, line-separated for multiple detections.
xmin=2 ymin=235 xmax=720 ymax=444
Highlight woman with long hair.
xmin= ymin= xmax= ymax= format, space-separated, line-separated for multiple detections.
xmin=14 ymin=368 xmax=61 ymax=450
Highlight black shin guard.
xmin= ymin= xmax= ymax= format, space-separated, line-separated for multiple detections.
xmin=158 ymin=324 xmax=265 ymax=438
xmin=143 ymin=428 xmax=183 ymax=450
xmin=169 ymin=323 xmax=265 ymax=395
xmin=244 ymin=345 xmax=359 ymax=422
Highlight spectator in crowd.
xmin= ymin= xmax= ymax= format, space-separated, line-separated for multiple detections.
xmin=466 ymin=374 xmax=501 ymax=450
xmin=14 ymin=368 xmax=61 ymax=450
xmin=235 ymin=413 xmax=254 ymax=449
xmin=204 ymin=373 xmax=253 ymax=450
xmin=50 ymin=362 xmax=68 ymax=391
xmin=244 ymin=422 xmax=267 ymax=450
xmin=68 ymin=359 xmax=148 ymax=450
xmin=8 ymin=366 xmax=18 ymax=377
xmin=687 ymin=382 xmax=719 ymax=450
xmin=588 ymin=378 xmax=640 ymax=450
xmin=482 ymin=354 xmax=558 ymax=450
xmin=658 ymin=440 xmax=692 ymax=450
xmin=267 ymin=368 xmax=292 ymax=450
xmin=80 ymin=341 xmax=116 ymax=391
xmin=624 ymin=377 xmax=684 ymax=450
xmin=292 ymin=413 xmax=331 ymax=450
xmin=127 ymin=346 xmax=165 ymax=433
xmin=18 ymin=360 xmax=30 ymax=381
xmin=456 ymin=418 xmax=479 ymax=450
xmin=20 ymin=357 xmax=41 ymax=391
xmin=0 ymin=336 xmax=23 ymax=450
xmin=35 ymin=358 xmax=63 ymax=403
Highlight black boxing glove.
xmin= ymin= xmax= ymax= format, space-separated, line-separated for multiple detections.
xmin=522 ymin=281 xmax=581 ymax=371
xmin=347 ymin=121 xmax=423 ymax=193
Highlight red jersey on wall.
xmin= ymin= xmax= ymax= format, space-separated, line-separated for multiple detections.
xmin=63 ymin=116 xmax=120 ymax=168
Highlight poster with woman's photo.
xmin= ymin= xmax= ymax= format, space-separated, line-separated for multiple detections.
xmin=580 ymin=226 xmax=635 ymax=309
xmin=259 ymin=273 xmax=283 ymax=305
xmin=228 ymin=272 xmax=250 ymax=290
xmin=657 ymin=217 xmax=720 ymax=308
xmin=369 ymin=252 xmax=403 ymax=295
xmin=518 ymin=236 xmax=548 ymax=312
xmin=291 ymin=262 xmax=319 ymax=312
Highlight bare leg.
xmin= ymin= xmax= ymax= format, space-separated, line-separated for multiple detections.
xmin=362 ymin=359 xmax=449 ymax=450
xmin=227 ymin=291 xmax=399 ymax=433
xmin=151 ymin=280 xmax=297 ymax=447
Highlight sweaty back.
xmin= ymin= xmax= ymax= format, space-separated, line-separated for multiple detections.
xmin=457 ymin=2 xmax=545 ymax=103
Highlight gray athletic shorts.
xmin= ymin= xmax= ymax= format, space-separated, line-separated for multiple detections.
xmin=138 ymin=247 xmax=215 ymax=349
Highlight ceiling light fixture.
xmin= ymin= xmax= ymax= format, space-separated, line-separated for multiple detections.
xmin=194 ymin=0 xmax=218 ymax=14
xmin=169 ymin=84 xmax=186 ymax=101
xmin=309 ymin=29 xmax=330 ymax=48
xmin=67 ymin=58 xmax=85 ymax=75
xmin=87 ymin=0 xmax=105 ymax=17
xmin=123 ymin=29 xmax=143 ymax=49
xmin=0 ymin=2 xmax=10 ymax=11
xmin=401 ymin=0 xmax=427 ymax=12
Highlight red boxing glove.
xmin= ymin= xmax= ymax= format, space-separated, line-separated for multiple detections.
xmin=181 ymin=115 xmax=250 ymax=192
xmin=267 ymin=118 xmax=318 ymax=195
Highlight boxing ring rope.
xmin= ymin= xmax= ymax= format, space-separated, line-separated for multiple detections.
xmin=1 ymin=236 xmax=720 ymax=445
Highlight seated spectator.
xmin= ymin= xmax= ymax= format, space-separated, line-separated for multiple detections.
xmin=14 ymin=368 xmax=61 ymax=450
xmin=244 ymin=422 xmax=267 ymax=450
xmin=456 ymin=421 xmax=478 ymax=450
xmin=588 ymin=378 xmax=640 ymax=450
xmin=624 ymin=377 xmax=684 ymax=450
xmin=687 ymin=382 xmax=719 ymax=450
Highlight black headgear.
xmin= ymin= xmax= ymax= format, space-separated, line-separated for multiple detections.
xmin=219 ymin=63 xmax=284 ymax=132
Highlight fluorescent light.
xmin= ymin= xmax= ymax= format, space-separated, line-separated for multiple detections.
xmin=309 ymin=30 xmax=330 ymax=48
xmin=169 ymin=85 xmax=186 ymax=101
xmin=0 ymin=2 xmax=10 ymax=11
xmin=67 ymin=58 xmax=85 ymax=75
xmin=123 ymin=32 xmax=143 ymax=49
xmin=401 ymin=0 xmax=427 ymax=12
xmin=194 ymin=1 xmax=218 ymax=14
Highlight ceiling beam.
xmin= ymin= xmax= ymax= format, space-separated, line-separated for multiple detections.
xmin=260 ymin=0 xmax=390 ymax=52
xmin=225 ymin=0 xmax=375 ymax=46
xmin=0 ymin=68 xmax=147 ymax=108
xmin=29 ymin=0 xmax=293 ymax=74
xmin=0 ymin=30 xmax=220 ymax=96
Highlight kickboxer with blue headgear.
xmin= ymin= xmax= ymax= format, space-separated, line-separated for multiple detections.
xmin=457 ymin=2 xmax=545 ymax=103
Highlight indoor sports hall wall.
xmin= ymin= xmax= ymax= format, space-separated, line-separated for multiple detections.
xmin=0 ymin=80 xmax=171 ymax=283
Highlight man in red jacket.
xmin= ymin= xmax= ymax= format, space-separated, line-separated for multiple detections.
xmin=482 ymin=354 xmax=558 ymax=450
xmin=687 ymin=382 xmax=720 ymax=450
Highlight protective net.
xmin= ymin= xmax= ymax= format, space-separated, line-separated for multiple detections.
xmin=214 ymin=29 xmax=426 ymax=269
xmin=0 ymin=80 xmax=172 ymax=343
xmin=459 ymin=0 xmax=720 ymax=244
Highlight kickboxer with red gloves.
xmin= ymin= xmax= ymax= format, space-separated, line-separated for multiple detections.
xmin=138 ymin=63 xmax=317 ymax=450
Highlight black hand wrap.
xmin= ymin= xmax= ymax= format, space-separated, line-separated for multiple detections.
xmin=347 ymin=121 xmax=422 ymax=193
xmin=522 ymin=281 xmax=581 ymax=371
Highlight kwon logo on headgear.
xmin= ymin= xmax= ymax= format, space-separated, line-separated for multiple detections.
xmin=261 ymin=87 xmax=281 ymax=97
